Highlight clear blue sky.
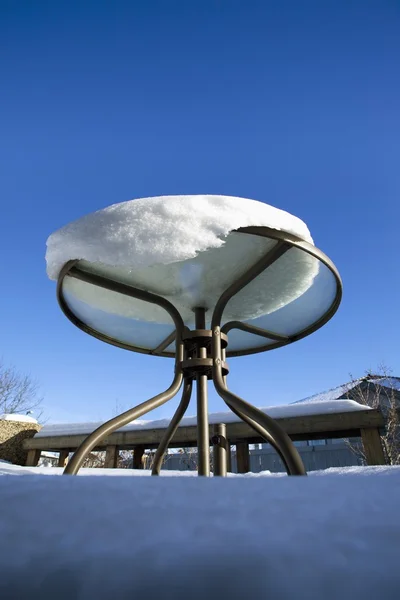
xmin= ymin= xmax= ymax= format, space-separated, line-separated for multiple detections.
xmin=1 ymin=1 xmax=399 ymax=424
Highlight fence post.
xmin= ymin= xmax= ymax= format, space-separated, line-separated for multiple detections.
xmin=361 ymin=428 xmax=386 ymax=465
xmin=133 ymin=445 xmax=145 ymax=469
xmin=236 ymin=441 xmax=250 ymax=473
xmin=26 ymin=449 xmax=41 ymax=467
xmin=105 ymin=445 xmax=119 ymax=468
xmin=58 ymin=450 xmax=69 ymax=467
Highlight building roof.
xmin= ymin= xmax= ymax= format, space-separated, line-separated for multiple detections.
xmin=293 ymin=375 xmax=400 ymax=405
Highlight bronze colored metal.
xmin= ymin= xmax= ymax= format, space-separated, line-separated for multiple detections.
xmin=57 ymin=225 xmax=342 ymax=476
xmin=151 ymin=380 xmax=193 ymax=476
xmin=57 ymin=226 xmax=342 ymax=358
xmin=180 ymin=358 xmax=229 ymax=380
xmin=212 ymin=423 xmax=228 ymax=477
xmin=195 ymin=307 xmax=210 ymax=476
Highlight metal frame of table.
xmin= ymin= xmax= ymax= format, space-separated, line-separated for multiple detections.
xmin=56 ymin=226 xmax=342 ymax=477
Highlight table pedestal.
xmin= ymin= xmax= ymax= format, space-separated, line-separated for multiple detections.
xmin=195 ymin=306 xmax=210 ymax=476
xmin=62 ymin=300 xmax=306 ymax=477
xmin=59 ymin=230 xmax=333 ymax=477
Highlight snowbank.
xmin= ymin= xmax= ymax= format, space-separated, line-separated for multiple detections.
xmin=0 ymin=468 xmax=399 ymax=599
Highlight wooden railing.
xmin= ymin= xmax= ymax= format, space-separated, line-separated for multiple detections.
xmin=24 ymin=408 xmax=386 ymax=471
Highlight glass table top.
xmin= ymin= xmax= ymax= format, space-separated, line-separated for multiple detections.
xmin=58 ymin=228 xmax=341 ymax=357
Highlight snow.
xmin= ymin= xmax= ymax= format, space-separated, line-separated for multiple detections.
xmin=293 ymin=383 xmax=352 ymax=404
xmin=46 ymin=195 xmax=313 ymax=279
xmin=310 ymin=465 xmax=400 ymax=476
xmin=1 ymin=462 xmax=399 ymax=477
xmin=36 ymin=399 xmax=369 ymax=438
xmin=0 ymin=413 xmax=38 ymax=424
xmin=0 ymin=467 xmax=399 ymax=599
xmin=293 ymin=376 xmax=400 ymax=405
xmin=46 ymin=195 xmax=319 ymax=324
xmin=370 ymin=376 xmax=400 ymax=391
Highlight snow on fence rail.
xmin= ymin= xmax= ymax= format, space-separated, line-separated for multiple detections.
xmin=23 ymin=400 xmax=386 ymax=471
xmin=35 ymin=399 xmax=370 ymax=438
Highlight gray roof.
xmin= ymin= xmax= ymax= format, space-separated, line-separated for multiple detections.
xmin=292 ymin=376 xmax=400 ymax=405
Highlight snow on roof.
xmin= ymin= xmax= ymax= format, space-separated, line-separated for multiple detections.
xmin=293 ymin=376 xmax=400 ymax=405
xmin=292 ymin=376 xmax=400 ymax=404
xmin=0 ymin=413 xmax=38 ymax=424
xmin=36 ymin=399 xmax=369 ymax=438
xmin=0 ymin=468 xmax=399 ymax=599
xmin=292 ymin=382 xmax=356 ymax=405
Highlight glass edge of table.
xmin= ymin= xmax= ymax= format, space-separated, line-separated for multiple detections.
xmin=55 ymin=226 xmax=343 ymax=358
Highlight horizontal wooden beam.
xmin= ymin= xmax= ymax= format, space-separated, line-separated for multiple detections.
xmin=23 ymin=409 xmax=384 ymax=452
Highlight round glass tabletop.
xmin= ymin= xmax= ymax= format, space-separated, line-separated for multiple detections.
xmin=56 ymin=226 xmax=342 ymax=357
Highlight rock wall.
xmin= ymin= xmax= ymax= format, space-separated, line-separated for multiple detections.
xmin=0 ymin=420 xmax=42 ymax=465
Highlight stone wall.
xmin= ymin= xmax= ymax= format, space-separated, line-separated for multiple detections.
xmin=0 ymin=420 xmax=42 ymax=466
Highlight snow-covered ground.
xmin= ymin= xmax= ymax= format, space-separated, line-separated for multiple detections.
xmin=1 ymin=461 xmax=399 ymax=477
xmin=0 ymin=463 xmax=399 ymax=599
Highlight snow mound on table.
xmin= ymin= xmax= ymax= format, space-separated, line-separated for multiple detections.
xmin=46 ymin=196 xmax=319 ymax=324
xmin=46 ymin=195 xmax=313 ymax=280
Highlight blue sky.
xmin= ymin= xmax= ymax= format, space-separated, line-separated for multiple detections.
xmin=1 ymin=1 xmax=399 ymax=424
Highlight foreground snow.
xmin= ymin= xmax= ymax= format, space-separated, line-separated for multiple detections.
xmin=1 ymin=462 xmax=400 ymax=477
xmin=0 ymin=466 xmax=399 ymax=599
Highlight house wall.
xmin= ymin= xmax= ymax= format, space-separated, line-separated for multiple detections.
xmin=345 ymin=382 xmax=400 ymax=412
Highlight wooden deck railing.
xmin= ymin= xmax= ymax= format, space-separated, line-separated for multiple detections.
xmin=24 ymin=408 xmax=386 ymax=471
